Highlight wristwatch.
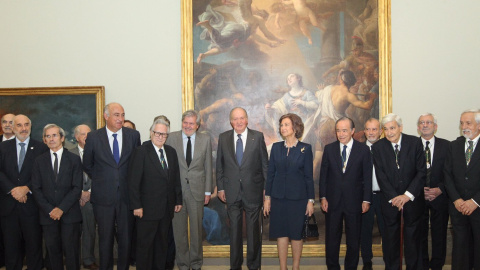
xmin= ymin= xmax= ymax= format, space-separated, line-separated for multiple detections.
xmin=308 ymin=199 xmax=315 ymax=204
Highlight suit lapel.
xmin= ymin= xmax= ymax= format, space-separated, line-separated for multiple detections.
xmin=241 ymin=129 xmax=256 ymax=166
xmin=176 ymin=133 xmax=188 ymax=169
xmin=226 ymin=130 xmax=238 ymax=167
xmin=333 ymin=141 xmax=344 ymax=172
xmin=398 ymin=135 xmax=408 ymax=171
xmin=99 ymin=128 xmax=117 ymax=167
xmin=467 ymin=139 xmax=480 ymax=171
xmin=190 ymin=134 xmax=203 ymax=167
xmin=345 ymin=140 xmax=360 ymax=173
xmin=146 ymin=143 xmax=167 ymax=178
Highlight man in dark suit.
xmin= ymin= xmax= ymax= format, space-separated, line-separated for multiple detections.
xmin=360 ymin=118 xmax=386 ymax=270
xmin=372 ymin=113 xmax=426 ymax=270
xmin=444 ymin=109 xmax=480 ymax=270
xmin=70 ymin=124 xmax=99 ymax=270
xmin=83 ymin=103 xmax=141 ymax=270
xmin=31 ymin=124 xmax=83 ymax=270
xmin=416 ymin=113 xmax=449 ymax=270
xmin=166 ymin=110 xmax=213 ymax=270
xmin=1 ymin=113 xmax=15 ymax=142
xmin=0 ymin=114 xmax=49 ymax=270
xmin=216 ymin=107 xmax=268 ymax=270
xmin=320 ymin=117 xmax=372 ymax=270
xmin=128 ymin=118 xmax=182 ymax=270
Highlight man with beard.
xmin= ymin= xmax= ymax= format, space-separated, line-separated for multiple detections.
xmin=0 ymin=114 xmax=49 ymax=270
xmin=444 ymin=109 xmax=480 ymax=270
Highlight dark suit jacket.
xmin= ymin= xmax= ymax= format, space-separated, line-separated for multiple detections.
xmin=0 ymin=138 xmax=49 ymax=216
xmin=444 ymin=136 xmax=480 ymax=203
xmin=83 ymin=127 xmax=141 ymax=206
xmin=423 ymin=136 xmax=450 ymax=208
xmin=128 ymin=142 xmax=182 ymax=220
xmin=31 ymin=149 xmax=83 ymax=225
xmin=265 ymin=141 xmax=314 ymax=200
xmin=319 ymin=139 xmax=372 ymax=213
xmin=372 ymin=134 xmax=426 ymax=215
xmin=216 ymin=128 xmax=268 ymax=204
xmin=70 ymin=146 xmax=92 ymax=191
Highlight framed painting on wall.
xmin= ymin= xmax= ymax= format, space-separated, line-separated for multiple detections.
xmin=0 ymin=86 xmax=105 ymax=149
xmin=181 ymin=0 xmax=391 ymax=257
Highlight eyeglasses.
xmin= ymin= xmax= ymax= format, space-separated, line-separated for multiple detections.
xmin=152 ymin=131 xmax=168 ymax=138
xmin=418 ymin=121 xmax=434 ymax=125
xmin=45 ymin=133 xmax=61 ymax=139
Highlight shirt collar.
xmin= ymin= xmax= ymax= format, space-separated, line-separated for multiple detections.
xmin=390 ymin=134 xmax=403 ymax=148
xmin=152 ymin=142 xmax=165 ymax=153
xmin=50 ymin=147 xmax=64 ymax=156
xmin=16 ymin=136 xmax=30 ymax=146
xmin=182 ymin=132 xmax=196 ymax=140
xmin=342 ymin=138 xmax=354 ymax=149
xmin=467 ymin=133 xmax=480 ymax=145
xmin=421 ymin=136 xmax=435 ymax=147
xmin=236 ymin=128 xmax=248 ymax=137
xmin=284 ymin=139 xmax=299 ymax=148
xmin=106 ymin=127 xmax=122 ymax=137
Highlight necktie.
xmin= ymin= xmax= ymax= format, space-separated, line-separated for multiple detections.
xmin=186 ymin=136 xmax=192 ymax=167
xmin=425 ymin=141 xmax=431 ymax=187
xmin=236 ymin=134 xmax=243 ymax=165
xmin=112 ymin=134 xmax=120 ymax=164
xmin=159 ymin=149 xmax=168 ymax=170
xmin=53 ymin=153 xmax=58 ymax=182
xmin=18 ymin=142 xmax=26 ymax=172
xmin=466 ymin=140 xmax=474 ymax=165
xmin=394 ymin=144 xmax=400 ymax=169
xmin=342 ymin=144 xmax=347 ymax=170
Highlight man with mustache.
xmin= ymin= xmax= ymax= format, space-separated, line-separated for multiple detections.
xmin=444 ymin=109 xmax=480 ymax=270
xmin=416 ymin=113 xmax=449 ymax=270
xmin=371 ymin=113 xmax=426 ymax=270
xmin=0 ymin=114 xmax=49 ymax=270
xmin=1 ymin=113 xmax=15 ymax=142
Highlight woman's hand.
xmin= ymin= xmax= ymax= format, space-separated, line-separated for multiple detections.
xmin=305 ymin=201 xmax=314 ymax=217
xmin=263 ymin=199 xmax=271 ymax=217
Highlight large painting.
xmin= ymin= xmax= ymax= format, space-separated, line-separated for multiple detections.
xmin=182 ymin=0 xmax=391 ymax=256
xmin=0 ymin=86 xmax=105 ymax=148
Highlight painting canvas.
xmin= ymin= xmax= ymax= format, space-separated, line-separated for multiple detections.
xmin=182 ymin=0 xmax=391 ymax=256
xmin=0 ymin=86 xmax=105 ymax=149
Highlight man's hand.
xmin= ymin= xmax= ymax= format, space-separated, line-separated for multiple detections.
xmin=204 ymin=195 xmax=211 ymax=205
xmin=218 ymin=190 xmax=226 ymax=203
xmin=362 ymin=202 xmax=370 ymax=213
xmin=50 ymin=207 xmax=64 ymax=220
xmin=321 ymin=198 xmax=328 ymax=213
xmin=453 ymin=199 xmax=465 ymax=213
xmin=424 ymin=187 xmax=442 ymax=201
xmin=11 ymin=186 xmax=29 ymax=202
xmin=460 ymin=199 xmax=478 ymax=216
xmin=174 ymin=205 xmax=182 ymax=213
xmin=134 ymin=208 xmax=143 ymax=218
xmin=391 ymin=194 xmax=410 ymax=211
xmin=80 ymin=191 xmax=91 ymax=207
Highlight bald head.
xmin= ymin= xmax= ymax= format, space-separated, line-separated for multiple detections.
xmin=1 ymin=113 xmax=15 ymax=139
xmin=13 ymin=114 xmax=32 ymax=142
xmin=104 ymin=102 xmax=125 ymax=132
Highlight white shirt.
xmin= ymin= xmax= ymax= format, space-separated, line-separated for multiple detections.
xmin=2 ymin=135 xmax=14 ymax=142
xmin=182 ymin=132 xmax=195 ymax=160
xmin=421 ymin=136 xmax=435 ymax=166
xmin=152 ymin=143 xmax=168 ymax=168
xmin=233 ymin=128 xmax=248 ymax=153
xmin=389 ymin=135 xmax=414 ymax=201
xmin=16 ymin=137 xmax=30 ymax=165
xmin=50 ymin=147 xmax=64 ymax=173
xmin=339 ymin=138 xmax=354 ymax=173
xmin=106 ymin=127 xmax=123 ymax=159
xmin=464 ymin=133 xmax=480 ymax=153
xmin=366 ymin=140 xmax=380 ymax=191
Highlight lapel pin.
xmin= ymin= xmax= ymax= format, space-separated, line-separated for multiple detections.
xmin=30 ymin=147 xmax=34 ymax=150
xmin=301 ymin=147 xmax=305 ymax=153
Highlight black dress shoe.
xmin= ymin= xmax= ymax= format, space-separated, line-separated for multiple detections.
xmin=362 ymin=261 xmax=373 ymax=270
xmin=192 ymin=268 xmax=201 ymax=270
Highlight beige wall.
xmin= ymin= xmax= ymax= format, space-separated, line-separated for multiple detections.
xmin=1 ymin=0 xmax=479 ymax=141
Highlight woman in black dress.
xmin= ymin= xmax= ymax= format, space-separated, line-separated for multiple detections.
xmin=263 ymin=113 xmax=315 ymax=270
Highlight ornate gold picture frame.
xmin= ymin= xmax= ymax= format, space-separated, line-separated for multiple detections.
xmin=181 ymin=0 xmax=391 ymax=257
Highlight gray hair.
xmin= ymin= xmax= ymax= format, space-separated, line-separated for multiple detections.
xmin=229 ymin=107 xmax=248 ymax=120
xmin=150 ymin=118 xmax=170 ymax=133
xmin=13 ymin=114 xmax=31 ymax=126
xmin=74 ymin=124 xmax=91 ymax=136
xmin=43 ymin=124 xmax=65 ymax=138
xmin=417 ymin=113 xmax=437 ymax=125
xmin=462 ymin=109 xmax=480 ymax=124
xmin=381 ymin=113 xmax=402 ymax=127
xmin=182 ymin=110 xmax=201 ymax=126
xmin=365 ymin=117 xmax=381 ymax=129
xmin=103 ymin=102 xmax=122 ymax=117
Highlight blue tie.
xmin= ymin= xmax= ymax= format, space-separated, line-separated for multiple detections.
xmin=18 ymin=142 xmax=26 ymax=172
xmin=112 ymin=134 xmax=120 ymax=164
xmin=342 ymin=144 xmax=347 ymax=169
xmin=236 ymin=134 xmax=243 ymax=165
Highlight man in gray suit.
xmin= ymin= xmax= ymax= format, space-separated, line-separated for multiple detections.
xmin=166 ymin=110 xmax=213 ymax=270
xmin=216 ymin=107 xmax=268 ymax=270
xmin=70 ymin=124 xmax=98 ymax=270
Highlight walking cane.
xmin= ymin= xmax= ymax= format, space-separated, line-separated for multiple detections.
xmin=399 ymin=208 xmax=404 ymax=270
